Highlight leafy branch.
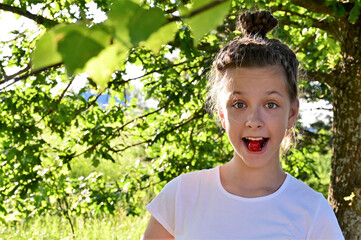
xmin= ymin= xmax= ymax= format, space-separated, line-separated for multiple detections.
xmin=0 ymin=3 xmax=59 ymax=27
xmin=0 ymin=63 xmax=62 ymax=91
xmin=288 ymin=0 xmax=335 ymax=17
xmin=167 ymin=0 xmax=229 ymax=22
xmin=303 ymin=69 xmax=335 ymax=87
xmin=73 ymin=100 xmax=172 ymax=158
xmin=111 ymin=106 xmax=205 ymax=153
xmin=294 ymin=34 xmax=316 ymax=53
xmin=273 ymin=6 xmax=338 ymax=37
xmin=155 ymin=106 xmax=205 ymax=144
xmin=0 ymin=65 xmax=31 ymax=84
xmin=108 ymin=140 xmax=151 ymax=153
xmin=109 ymin=58 xmax=201 ymax=88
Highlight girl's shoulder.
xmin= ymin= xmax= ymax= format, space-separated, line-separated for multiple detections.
xmin=284 ymin=173 xmax=326 ymax=202
xmin=171 ymin=166 xmax=219 ymax=194
xmin=179 ymin=167 xmax=217 ymax=180
xmin=160 ymin=167 xmax=218 ymax=195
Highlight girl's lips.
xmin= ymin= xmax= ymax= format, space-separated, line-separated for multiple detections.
xmin=242 ymin=137 xmax=269 ymax=153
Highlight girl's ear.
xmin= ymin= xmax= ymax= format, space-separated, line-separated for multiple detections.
xmin=218 ymin=105 xmax=226 ymax=129
xmin=287 ymin=99 xmax=299 ymax=129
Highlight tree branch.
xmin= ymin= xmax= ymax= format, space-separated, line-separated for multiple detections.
xmin=0 ymin=65 xmax=31 ymax=84
xmin=36 ymin=77 xmax=74 ymax=124
xmin=295 ymin=34 xmax=316 ymax=53
xmin=288 ymin=0 xmax=334 ymax=17
xmin=157 ymin=106 xmax=205 ymax=142
xmin=0 ymin=3 xmax=58 ymax=27
xmin=272 ymin=6 xmax=337 ymax=36
xmin=168 ymin=0 xmax=229 ymax=22
xmin=109 ymin=139 xmax=151 ymax=153
xmin=109 ymin=106 xmax=205 ymax=154
xmin=69 ymin=90 xmax=103 ymax=119
xmin=109 ymin=59 xmax=193 ymax=88
xmin=74 ymin=100 xmax=172 ymax=158
xmin=0 ymin=63 xmax=62 ymax=91
xmin=302 ymin=69 xmax=335 ymax=87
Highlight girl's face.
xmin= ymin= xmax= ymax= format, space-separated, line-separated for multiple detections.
xmin=218 ymin=66 xmax=299 ymax=170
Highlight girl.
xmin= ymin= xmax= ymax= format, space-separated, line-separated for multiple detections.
xmin=143 ymin=11 xmax=344 ymax=239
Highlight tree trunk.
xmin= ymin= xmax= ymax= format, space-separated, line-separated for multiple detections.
xmin=329 ymin=69 xmax=361 ymax=239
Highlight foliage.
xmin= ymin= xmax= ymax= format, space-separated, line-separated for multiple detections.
xmin=1 ymin=0 xmax=361 ymax=237
xmin=0 ymin=211 xmax=149 ymax=239
xmin=283 ymin=121 xmax=333 ymax=197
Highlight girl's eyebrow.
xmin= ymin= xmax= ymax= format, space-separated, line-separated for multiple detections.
xmin=230 ymin=90 xmax=243 ymax=95
xmin=266 ymin=90 xmax=285 ymax=98
xmin=231 ymin=90 xmax=284 ymax=97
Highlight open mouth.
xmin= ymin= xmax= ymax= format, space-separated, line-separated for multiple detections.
xmin=243 ymin=137 xmax=269 ymax=152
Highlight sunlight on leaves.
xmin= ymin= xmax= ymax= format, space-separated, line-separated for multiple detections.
xmin=142 ymin=22 xmax=178 ymax=52
xmin=31 ymin=30 xmax=62 ymax=70
xmin=85 ymin=44 xmax=128 ymax=89
xmin=185 ymin=0 xmax=231 ymax=44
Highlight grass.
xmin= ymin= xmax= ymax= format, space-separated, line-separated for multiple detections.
xmin=0 ymin=211 xmax=150 ymax=240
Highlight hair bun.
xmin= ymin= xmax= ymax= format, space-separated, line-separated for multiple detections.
xmin=237 ymin=11 xmax=278 ymax=38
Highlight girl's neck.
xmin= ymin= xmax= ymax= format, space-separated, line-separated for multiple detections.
xmin=220 ymin=157 xmax=286 ymax=198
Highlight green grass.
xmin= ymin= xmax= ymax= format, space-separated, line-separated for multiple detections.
xmin=0 ymin=211 xmax=150 ymax=240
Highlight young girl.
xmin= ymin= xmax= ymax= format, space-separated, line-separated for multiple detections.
xmin=143 ymin=11 xmax=344 ymax=239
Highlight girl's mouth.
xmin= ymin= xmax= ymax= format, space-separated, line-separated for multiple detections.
xmin=242 ymin=137 xmax=269 ymax=152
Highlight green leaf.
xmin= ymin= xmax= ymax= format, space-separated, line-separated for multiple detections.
xmin=257 ymin=0 xmax=267 ymax=10
xmin=192 ymin=0 xmax=217 ymax=11
xmin=106 ymin=0 xmax=141 ymax=47
xmin=58 ymin=29 xmax=105 ymax=76
xmin=142 ymin=22 xmax=178 ymax=52
xmin=332 ymin=2 xmax=346 ymax=17
xmin=85 ymin=44 xmax=128 ymax=89
xmin=349 ymin=4 xmax=360 ymax=24
xmin=128 ymin=7 xmax=167 ymax=46
xmin=31 ymin=30 xmax=62 ymax=71
xmin=92 ymin=155 xmax=100 ymax=167
xmin=186 ymin=0 xmax=230 ymax=44
xmin=245 ymin=0 xmax=255 ymax=9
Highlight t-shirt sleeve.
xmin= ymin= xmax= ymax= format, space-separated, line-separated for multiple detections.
xmin=308 ymin=194 xmax=344 ymax=240
xmin=146 ymin=176 xmax=180 ymax=237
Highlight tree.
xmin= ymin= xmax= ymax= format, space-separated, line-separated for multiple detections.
xmin=0 ymin=0 xmax=360 ymax=238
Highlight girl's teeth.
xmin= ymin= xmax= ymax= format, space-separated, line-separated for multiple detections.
xmin=246 ymin=137 xmax=263 ymax=141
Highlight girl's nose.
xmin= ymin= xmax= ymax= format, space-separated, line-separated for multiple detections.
xmin=245 ymin=109 xmax=264 ymax=129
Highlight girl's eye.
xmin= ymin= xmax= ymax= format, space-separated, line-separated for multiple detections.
xmin=233 ymin=102 xmax=246 ymax=109
xmin=266 ymin=102 xmax=278 ymax=109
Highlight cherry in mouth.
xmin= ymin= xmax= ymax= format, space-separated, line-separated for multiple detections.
xmin=243 ymin=138 xmax=269 ymax=151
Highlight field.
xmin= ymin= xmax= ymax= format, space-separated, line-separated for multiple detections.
xmin=0 ymin=211 xmax=149 ymax=239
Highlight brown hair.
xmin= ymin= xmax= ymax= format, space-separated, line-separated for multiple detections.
xmin=207 ymin=11 xmax=299 ymax=153
xmin=208 ymin=11 xmax=299 ymax=110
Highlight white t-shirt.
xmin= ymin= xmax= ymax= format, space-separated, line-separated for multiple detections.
xmin=146 ymin=166 xmax=344 ymax=239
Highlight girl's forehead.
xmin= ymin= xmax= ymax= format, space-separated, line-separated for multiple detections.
xmin=224 ymin=66 xmax=288 ymax=93
xmin=227 ymin=65 xmax=287 ymax=80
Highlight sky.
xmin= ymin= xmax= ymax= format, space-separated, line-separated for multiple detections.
xmin=0 ymin=6 xmax=333 ymax=127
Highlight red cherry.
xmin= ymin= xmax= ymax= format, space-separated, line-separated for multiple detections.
xmin=248 ymin=140 xmax=261 ymax=151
